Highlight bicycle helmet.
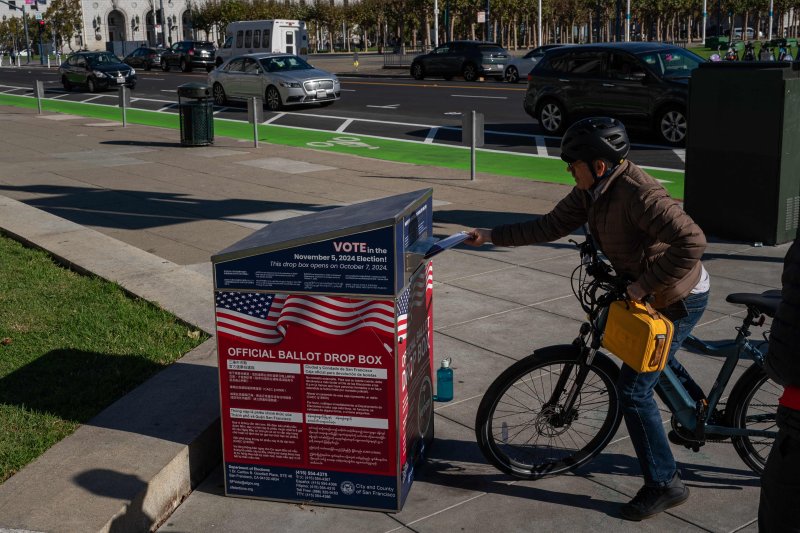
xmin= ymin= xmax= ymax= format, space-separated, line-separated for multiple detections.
xmin=560 ymin=117 xmax=630 ymax=165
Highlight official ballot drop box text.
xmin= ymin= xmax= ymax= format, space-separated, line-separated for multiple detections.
xmin=211 ymin=189 xmax=435 ymax=512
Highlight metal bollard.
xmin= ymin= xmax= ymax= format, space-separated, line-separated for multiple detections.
xmin=462 ymin=110 xmax=484 ymax=181
xmin=118 ymin=85 xmax=130 ymax=127
xmin=33 ymin=80 xmax=44 ymax=114
xmin=247 ymin=96 xmax=263 ymax=147
xmin=46 ymin=55 xmax=50 ymax=68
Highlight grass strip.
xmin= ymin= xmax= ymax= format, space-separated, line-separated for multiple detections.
xmin=0 ymin=93 xmax=686 ymax=198
xmin=0 ymin=234 xmax=207 ymax=483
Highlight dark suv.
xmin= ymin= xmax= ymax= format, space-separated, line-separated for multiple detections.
xmin=523 ymin=42 xmax=705 ymax=145
xmin=410 ymin=41 xmax=509 ymax=82
xmin=161 ymin=41 xmax=216 ymax=72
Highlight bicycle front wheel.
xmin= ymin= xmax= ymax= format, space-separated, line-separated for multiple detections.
xmin=475 ymin=345 xmax=622 ymax=479
xmin=725 ymin=362 xmax=781 ymax=475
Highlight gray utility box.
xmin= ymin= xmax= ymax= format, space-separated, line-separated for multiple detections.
xmin=684 ymin=62 xmax=800 ymax=245
xmin=177 ymin=82 xmax=214 ymax=146
xmin=211 ymin=189 xmax=436 ymax=512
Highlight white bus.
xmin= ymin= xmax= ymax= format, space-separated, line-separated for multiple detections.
xmin=216 ymin=19 xmax=309 ymax=66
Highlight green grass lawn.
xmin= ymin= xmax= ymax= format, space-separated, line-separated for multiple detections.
xmin=0 ymin=234 xmax=207 ymax=483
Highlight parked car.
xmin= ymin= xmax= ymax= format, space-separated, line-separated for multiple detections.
xmin=208 ymin=53 xmax=340 ymax=111
xmin=732 ymin=27 xmax=763 ymax=39
xmin=123 ymin=46 xmax=166 ymax=71
xmin=504 ymin=44 xmax=571 ymax=83
xmin=523 ymin=42 xmax=705 ymax=145
xmin=59 ymin=51 xmax=136 ymax=92
xmin=410 ymin=40 xmax=509 ymax=82
xmin=161 ymin=40 xmax=216 ymax=72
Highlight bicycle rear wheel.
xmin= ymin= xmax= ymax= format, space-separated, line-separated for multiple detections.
xmin=725 ymin=362 xmax=781 ymax=475
xmin=475 ymin=345 xmax=622 ymax=479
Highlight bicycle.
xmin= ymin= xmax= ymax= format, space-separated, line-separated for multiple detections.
xmin=475 ymin=237 xmax=780 ymax=480
xmin=760 ymin=42 xmax=775 ymax=61
xmin=724 ymin=41 xmax=740 ymax=61
xmin=743 ymin=41 xmax=756 ymax=61
xmin=776 ymin=39 xmax=794 ymax=61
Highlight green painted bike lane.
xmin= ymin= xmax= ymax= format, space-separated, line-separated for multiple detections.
xmin=0 ymin=93 xmax=686 ymax=198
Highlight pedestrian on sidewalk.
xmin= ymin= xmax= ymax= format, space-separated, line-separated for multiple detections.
xmin=758 ymin=233 xmax=800 ymax=533
xmin=465 ymin=116 xmax=710 ymax=521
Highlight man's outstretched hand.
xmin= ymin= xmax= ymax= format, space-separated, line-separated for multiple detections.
xmin=465 ymin=228 xmax=492 ymax=247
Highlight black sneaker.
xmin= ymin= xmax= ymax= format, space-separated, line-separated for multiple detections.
xmin=620 ymin=473 xmax=690 ymax=521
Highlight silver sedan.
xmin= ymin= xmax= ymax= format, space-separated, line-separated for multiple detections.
xmin=208 ymin=53 xmax=341 ymax=111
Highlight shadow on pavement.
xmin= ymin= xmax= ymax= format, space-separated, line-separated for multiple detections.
xmin=0 ymin=183 xmax=335 ymax=231
xmin=74 ymin=468 xmax=154 ymax=532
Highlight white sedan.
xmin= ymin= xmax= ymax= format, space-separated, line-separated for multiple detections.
xmin=208 ymin=53 xmax=341 ymax=111
xmin=504 ymin=44 xmax=569 ymax=83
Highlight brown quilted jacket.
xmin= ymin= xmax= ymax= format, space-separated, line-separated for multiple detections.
xmin=490 ymin=160 xmax=706 ymax=308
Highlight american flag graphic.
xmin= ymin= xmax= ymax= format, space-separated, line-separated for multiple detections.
xmin=397 ymin=261 xmax=433 ymax=343
xmin=215 ymin=292 xmax=396 ymax=345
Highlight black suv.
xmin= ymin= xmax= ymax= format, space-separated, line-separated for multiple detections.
xmin=410 ymin=41 xmax=509 ymax=82
xmin=523 ymin=42 xmax=705 ymax=145
xmin=161 ymin=41 xmax=216 ymax=72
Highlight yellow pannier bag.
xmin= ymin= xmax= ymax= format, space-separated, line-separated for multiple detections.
xmin=602 ymin=300 xmax=674 ymax=373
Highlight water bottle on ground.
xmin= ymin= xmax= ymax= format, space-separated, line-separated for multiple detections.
xmin=436 ymin=358 xmax=453 ymax=402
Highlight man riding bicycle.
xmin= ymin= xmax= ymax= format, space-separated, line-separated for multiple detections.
xmin=466 ymin=117 xmax=711 ymax=521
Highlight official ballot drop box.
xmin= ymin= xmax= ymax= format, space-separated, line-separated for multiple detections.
xmin=211 ymin=189 xmax=435 ymax=512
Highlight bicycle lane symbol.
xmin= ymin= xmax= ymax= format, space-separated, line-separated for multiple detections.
xmin=306 ymin=136 xmax=380 ymax=150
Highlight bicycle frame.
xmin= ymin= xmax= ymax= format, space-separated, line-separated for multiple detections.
xmin=655 ymin=306 xmax=777 ymax=440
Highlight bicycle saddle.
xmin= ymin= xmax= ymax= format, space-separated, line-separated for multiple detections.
xmin=726 ymin=290 xmax=781 ymax=318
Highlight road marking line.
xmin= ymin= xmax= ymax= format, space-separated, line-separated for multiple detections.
xmin=49 ymin=93 xmax=71 ymax=99
xmin=366 ymin=104 xmax=399 ymax=109
xmin=157 ymin=103 xmax=178 ymax=111
xmin=212 ymin=106 xmax=231 ymax=115
xmin=451 ymin=94 xmax=508 ymax=100
xmin=674 ymin=148 xmax=686 ymax=162
xmin=424 ymin=127 xmax=439 ymax=144
xmin=336 ymin=118 xmax=353 ymax=133
xmin=263 ymin=112 xmax=285 ymax=124
xmin=339 ymin=88 xmax=356 ymax=92
xmin=82 ymin=95 xmax=105 ymax=102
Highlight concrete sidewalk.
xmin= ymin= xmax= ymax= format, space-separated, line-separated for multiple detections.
xmin=0 ymin=104 xmax=787 ymax=532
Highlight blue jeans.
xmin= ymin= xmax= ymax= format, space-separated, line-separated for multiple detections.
xmin=617 ymin=290 xmax=709 ymax=487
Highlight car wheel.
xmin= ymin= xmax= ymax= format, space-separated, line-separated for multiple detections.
xmin=505 ymin=65 xmax=520 ymax=83
xmin=443 ymin=75 xmax=453 ymax=81
xmin=180 ymin=58 xmax=190 ymax=72
xmin=265 ymin=86 xmax=282 ymax=111
xmin=537 ymin=99 xmax=567 ymax=135
xmin=61 ymin=76 xmax=72 ymax=91
xmin=462 ymin=63 xmax=478 ymax=82
xmin=161 ymin=61 xmax=170 ymax=72
xmin=411 ymin=62 xmax=424 ymax=80
xmin=86 ymin=77 xmax=96 ymax=93
xmin=212 ymin=83 xmax=227 ymax=105
xmin=656 ymin=106 xmax=688 ymax=146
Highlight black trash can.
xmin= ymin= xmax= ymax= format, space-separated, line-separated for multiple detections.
xmin=684 ymin=62 xmax=800 ymax=245
xmin=177 ymin=82 xmax=214 ymax=146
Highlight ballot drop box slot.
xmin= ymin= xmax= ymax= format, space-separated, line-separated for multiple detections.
xmin=211 ymin=189 xmax=435 ymax=512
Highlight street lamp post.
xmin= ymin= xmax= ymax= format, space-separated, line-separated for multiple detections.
xmin=159 ymin=0 xmax=165 ymax=47
xmin=537 ymin=0 xmax=542 ymax=45
xmin=433 ymin=0 xmax=438 ymax=48
xmin=768 ymin=0 xmax=774 ymax=41
xmin=485 ymin=0 xmax=491 ymax=42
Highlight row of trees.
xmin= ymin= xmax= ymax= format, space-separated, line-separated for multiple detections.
xmin=189 ymin=0 xmax=800 ymax=52
xmin=3 ymin=0 xmax=800 ymax=55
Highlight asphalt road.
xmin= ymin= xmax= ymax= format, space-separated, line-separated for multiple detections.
xmin=0 ymin=65 xmax=686 ymax=171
